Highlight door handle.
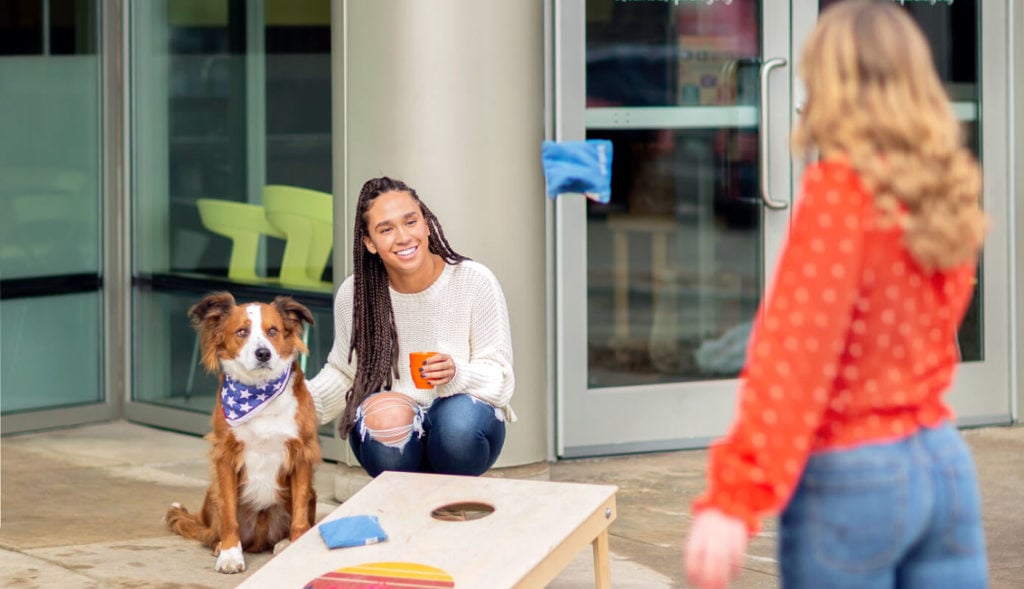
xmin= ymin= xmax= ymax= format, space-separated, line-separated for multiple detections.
xmin=759 ymin=57 xmax=789 ymax=210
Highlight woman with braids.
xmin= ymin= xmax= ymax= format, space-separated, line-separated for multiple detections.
xmin=306 ymin=176 xmax=514 ymax=477
xmin=684 ymin=2 xmax=988 ymax=588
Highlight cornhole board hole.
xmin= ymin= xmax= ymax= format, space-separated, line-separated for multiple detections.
xmin=237 ymin=471 xmax=619 ymax=589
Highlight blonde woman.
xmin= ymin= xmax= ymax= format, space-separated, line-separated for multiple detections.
xmin=684 ymin=1 xmax=988 ymax=587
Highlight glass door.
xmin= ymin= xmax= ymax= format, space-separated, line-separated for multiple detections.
xmin=555 ymin=0 xmax=1013 ymax=457
xmin=556 ymin=0 xmax=794 ymax=456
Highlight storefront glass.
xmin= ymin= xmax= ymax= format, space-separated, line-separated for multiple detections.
xmin=584 ymin=0 xmax=982 ymax=390
xmin=0 ymin=0 xmax=104 ymax=414
xmin=129 ymin=0 xmax=335 ymax=418
xmin=585 ymin=0 xmax=763 ymax=387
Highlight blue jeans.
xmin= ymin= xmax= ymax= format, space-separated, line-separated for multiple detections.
xmin=779 ymin=422 xmax=988 ymax=588
xmin=349 ymin=393 xmax=506 ymax=477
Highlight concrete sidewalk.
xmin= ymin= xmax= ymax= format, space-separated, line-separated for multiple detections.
xmin=1 ymin=421 xmax=1021 ymax=588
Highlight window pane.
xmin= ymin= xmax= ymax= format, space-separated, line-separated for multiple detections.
xmin=0 ymin=0 xmax=43 ymax=55
xmin=586 ymin=128 xmax=762 ymax=387
xmin=134 ymin=0 xmax=333 ymax=280
xmin=131 ymin=0 xmax=334 ymax=413
xmin=585 ymin=0 xmax=764 ymax=387
xmin=2 ymin=293 xmax=103 ymax=413
xmin=0 ymin=1 xmax=101 ymax=280
xmin=0 ymin=0 xmax=104 ymax=415
xmin=587 ymin=0 xmax=760 ymax=108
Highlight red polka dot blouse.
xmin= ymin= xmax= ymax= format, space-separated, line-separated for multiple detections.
xmin=692 ymin=159 xmax=978 ymax=534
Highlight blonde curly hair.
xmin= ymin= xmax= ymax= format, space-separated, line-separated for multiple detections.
xmin=793 ymin=0 xmax=987 ymax=271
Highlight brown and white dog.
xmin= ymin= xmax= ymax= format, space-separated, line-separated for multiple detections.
xmin=165 ymin=291 xmax=321 ymax=574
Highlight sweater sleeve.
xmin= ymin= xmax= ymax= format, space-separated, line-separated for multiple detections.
xmin=692 ymin=162 xmax=867 ymax=534
xmin=306 ymin=281 xmax=356 ymax=425
xmin=436 ymin=265 xmax=516 ymax=415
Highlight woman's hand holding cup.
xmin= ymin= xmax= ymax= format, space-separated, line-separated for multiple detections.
xmin=410 ymin=352 xmax=456 ymax=389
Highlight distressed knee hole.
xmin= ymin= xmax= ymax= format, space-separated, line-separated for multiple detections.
xmin=358 ymin=393 xmax=422 ymax=449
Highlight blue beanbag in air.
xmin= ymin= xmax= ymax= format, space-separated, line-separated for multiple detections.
xmin=541 ymin=139 xmax=613 ymax=204
xmin=318 ymin=515 xmax=388 ymax=549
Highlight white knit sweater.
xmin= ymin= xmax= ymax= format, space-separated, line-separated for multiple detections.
xmin=306 ymin=260 xmax=516 ymax=424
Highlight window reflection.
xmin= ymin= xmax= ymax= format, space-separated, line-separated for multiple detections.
xmin=587 ymin=0 xmax=760 ymax=108
xmin=0 ymin=0 xmax=104 ymax=414
xmin=162 ymin=1 xmax=333 ymax=284
xmin=585 ymin=0 xmax=765 ymax=387
xmin=586 ymin=128 xmax=762 ymax=387
xmin=131 ymin=1 xmax=335 ymax=416
xmin=582 ymin=0 xmax=984 ymax=387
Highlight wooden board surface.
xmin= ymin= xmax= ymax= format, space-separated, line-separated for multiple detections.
xmin=237 ymin=471 xmax=618 ymax=589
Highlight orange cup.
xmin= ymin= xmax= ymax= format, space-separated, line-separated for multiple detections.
xmin=409 ymin=351 xmax=436 ymax=389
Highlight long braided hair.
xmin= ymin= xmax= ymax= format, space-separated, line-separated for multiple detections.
xmin=339 ymin=177 xmax=469 ymax=438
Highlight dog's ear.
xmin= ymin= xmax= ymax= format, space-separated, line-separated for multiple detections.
xmin=273 ymin=296 xmax=315 ymax=335
xmin=189 ymin=292 xmax=236 ymax=374
xmin=188 ymin=292 xmax=236 ymax=331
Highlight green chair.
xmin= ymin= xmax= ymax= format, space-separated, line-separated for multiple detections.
xmin=188 ymin=192 xmax=330 ymax=395
xmin=262 ymin=185 xmax=333 ymax=291
xmin=196 ymin=198 xmax=285 ymax=282
xmin=189 ymin=198 xmax=288 ymax=396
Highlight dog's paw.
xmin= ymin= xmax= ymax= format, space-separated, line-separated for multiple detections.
xmin=214 ymin=544 xmax=246 ymax=574
xmin=163 ymin=502 xmax=186 ymax=524
xmin=272 ymin=538 xmax=291 ymax=555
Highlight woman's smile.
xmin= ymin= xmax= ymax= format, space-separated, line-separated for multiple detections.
xmin=362 ymin=190 xmax=444 ymax=293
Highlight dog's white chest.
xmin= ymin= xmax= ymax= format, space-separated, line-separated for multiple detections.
xmin=232 ymin=387 xmax=300 ymax=510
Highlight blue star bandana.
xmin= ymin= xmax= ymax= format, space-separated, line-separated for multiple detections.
xmin=220 ymin=364 xmax=293 ymax=426
xmin=541 ymin=139 xmax=613 ymax=204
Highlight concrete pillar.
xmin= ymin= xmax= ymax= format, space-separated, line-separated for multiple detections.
xmin=329 ymin=0 xmax=549 ymax=497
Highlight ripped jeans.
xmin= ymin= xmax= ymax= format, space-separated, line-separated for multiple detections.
xmin=349 ymin=393 xmax=506 ymax=477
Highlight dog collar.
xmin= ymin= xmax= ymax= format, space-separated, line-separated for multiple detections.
xmin=221 ymin=364 xmax=292 ymax=426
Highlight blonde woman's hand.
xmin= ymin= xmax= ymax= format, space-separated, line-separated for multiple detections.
xmin=684 ymin=508 xmax=748 ymax=589
xmin=420 ymin=353 xmax=456 ymax=387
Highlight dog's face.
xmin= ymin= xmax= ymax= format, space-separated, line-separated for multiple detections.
xmin=188 ymin=292 xmax=315 ymax=384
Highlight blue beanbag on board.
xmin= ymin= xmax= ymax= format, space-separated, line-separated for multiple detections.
xmin=541 ymin=139 xmax=613 ymax=204
xmin=318 ymin=515 xmax=388 ymax=549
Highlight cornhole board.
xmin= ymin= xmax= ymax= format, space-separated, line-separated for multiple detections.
xmin=236 ymin=471 xmax=618 ymax=589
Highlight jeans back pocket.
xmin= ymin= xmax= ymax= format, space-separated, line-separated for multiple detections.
xmin=802 ymin=454 xmax=908 ymax=574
